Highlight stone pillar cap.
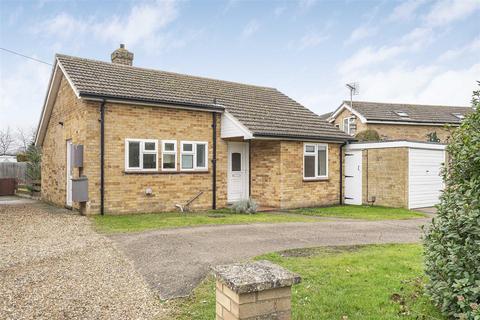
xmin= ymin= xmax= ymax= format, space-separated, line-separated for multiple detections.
xmin=212 ymin=260 xmax=301 ymax=294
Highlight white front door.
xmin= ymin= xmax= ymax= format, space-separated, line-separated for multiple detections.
xmin=66 ymin=140 xmax=73 ymax=207
xmin=227 ymin=142 xmax=249 ymax=203
xmin=344 ymin=150 xmax=362 ymax=205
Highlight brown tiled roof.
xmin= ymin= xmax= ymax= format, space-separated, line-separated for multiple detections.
xmin=56 ymin=54 xmax=351 ymax=141
xmin=345 ymin=100 xmax=471 ymax=124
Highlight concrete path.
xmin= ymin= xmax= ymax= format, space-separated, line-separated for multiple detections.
xmin=110 ymin=216 xmax=431 ymax=300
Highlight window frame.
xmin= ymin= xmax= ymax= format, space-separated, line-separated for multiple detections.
xmin=180 ymin=141 xmax=209 ymax=171
xmin=342 ymin=117 xmax=355 ymax=135
xmin=125 ymin=138 xmax=158 ymax=172
xmin=161 ymin=140 xmax=177 ymax=172
xmin=303 ymin=143 xmax=329 ymax=180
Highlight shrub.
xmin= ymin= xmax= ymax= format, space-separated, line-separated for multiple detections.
xmin=26 ymin=144 xmax=41 ymax=182
xmin=231 ymin=198 xmax=258 ymax=214
xmin=423 ymin=84 xmax=480 ymax=319
xmin=355 ymin=129 xmax=380 ymax=141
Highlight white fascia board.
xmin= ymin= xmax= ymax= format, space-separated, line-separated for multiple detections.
xmin=34 ymin=62 xmax=63 ymax=146
xmin=221 ymin=111 xmax=253 ymax=140
xmin=366 ymin=120 xmax=459 ymax=126
xmin=57 ymin=59 xmax=80 ymax=99
xmin=329 ymin=102 xmax=367 ymax=124
xmin=83 ymin=97 xmax=223 ymax=113
xmin=345 ymin=140 xmax=446 ymax=151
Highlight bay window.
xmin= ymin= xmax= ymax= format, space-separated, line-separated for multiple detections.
xmin=180 ymin=141 xmax=208 ymax=171
xmin=303 ymin=143 xmax=328 ymax=179
xmin=125 ymin=139 xmax=158 ymax=171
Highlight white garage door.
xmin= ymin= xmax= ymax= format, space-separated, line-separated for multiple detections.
xmin=408 ymin=149 xmax=445 ymax=209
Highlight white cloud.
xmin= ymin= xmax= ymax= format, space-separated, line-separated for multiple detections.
xmin=242 ymin=20 xmax=260 ymax=38
xmin=37 ymin=0 xmax=179 ymax=52
xmin=388 ymin=0 xmax=427 ymax=21
xmin=344 ymin=26 xmax=377 ymax=45
xmin=298 ymin=0 xmax=317 ymax=11
xmin=93 ymin=0 xmax=178 ymax=47
xmin=438 ymin=36 xmax=480 ymax=61
xmin=340 ymin=62 xmax=478 ymax=106
xmin=40 ymin=12 xmax=88 ymax=38
xmin=298 ymin=31 xmax=329 ymax=50
xmin=400 ymin=27 xmax=435 ymax=48
xmin=423 ymin=0 xmax=480 ymax=27
xmin=339 ymin=45 xmax=405 ymax=75
xmin=0 ymin=60 xmax=51 ymax=129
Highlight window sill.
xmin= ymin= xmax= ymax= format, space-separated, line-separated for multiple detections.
xmin=123 ymin=170 xmax=210 ymax=175
xmin=303 ymin=177 xmax=329 ymax=182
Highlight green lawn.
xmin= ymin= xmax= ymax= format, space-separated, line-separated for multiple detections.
xmin=291 ymin=205 xmax=426 ymax=220
xmin=168 ymin=244 xmax=444 ymax=320
xmin=93 ymin=210 xmax=317 ymax=233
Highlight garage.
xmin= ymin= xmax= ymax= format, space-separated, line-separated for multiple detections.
xmin=344 ymin=141 xmax=446 ymax=209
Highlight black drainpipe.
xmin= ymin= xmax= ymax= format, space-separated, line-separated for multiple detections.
xmin=100 ymin=100 xmax=106 ymax=215
xmin=339 ymin=142 xmax=347 ymax=205
xmin=212 ymin=112 xmax=217 ymax=210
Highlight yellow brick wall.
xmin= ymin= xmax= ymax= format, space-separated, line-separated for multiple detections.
xmin=280 ymin=141 xmax=340 ymax=208
xmin=41 ymin=76 xmax=228 ymax=214
xmin=362 ymin=147 xmax=409 ymax=208
xmin=41 ymin=76 xmax=89 ymax=210
xmin=100 ymin=103 xmax=227 ymax=214
xmin=366 ymin=123 xmax=453 ymax=142
xmin=250 ymin=140 xmax=281 ymax=208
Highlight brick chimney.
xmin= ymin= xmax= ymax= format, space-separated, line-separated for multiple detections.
xmin=111 ymin=44 xmax=134 ymax=66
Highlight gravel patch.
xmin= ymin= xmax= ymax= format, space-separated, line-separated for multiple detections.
xmin=0 ymin=202 xmax=165 ymax=320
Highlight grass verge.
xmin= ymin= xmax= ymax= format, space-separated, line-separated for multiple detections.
xmin=168 ymin=244 xmax=444 ymax=320
xmin=93 ymin=210 xmax=317 ymax=233
xmin=291 ymin=205 xmax=426 ymax=220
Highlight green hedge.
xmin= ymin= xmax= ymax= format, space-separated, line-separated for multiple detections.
xmin=423 ymin=84 xmax=480 ymax=319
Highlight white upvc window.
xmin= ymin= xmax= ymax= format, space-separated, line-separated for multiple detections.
xmin=342 ymin=117 xmax=355 ymax=135
xmin=180 ymin=141 xmax=208 ymax=171
xmin=303 ymin=143 xmax=328 ymax=179
xmin=125 ymin=139 xmax=158 ymax=171
xmin=161 ymin=140 xmax=177 ymax=171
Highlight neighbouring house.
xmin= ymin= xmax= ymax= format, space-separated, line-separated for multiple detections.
xmin=35 ymin=45 xmax=352 ymax=215
xmin=328 ymin=100 xmax=471 ymax=142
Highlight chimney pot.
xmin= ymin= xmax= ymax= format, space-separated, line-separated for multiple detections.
xmin=111 ymin=44 xmax=133 ymax=66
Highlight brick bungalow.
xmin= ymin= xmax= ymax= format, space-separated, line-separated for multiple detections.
xmin=327 ymin=100 xmax=470 ymax=142
xmin=35 ymin=45 xmax=352 ymax=215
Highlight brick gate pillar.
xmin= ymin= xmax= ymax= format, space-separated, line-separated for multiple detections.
xmin=212 ymin=260 xmax=301 ymax=320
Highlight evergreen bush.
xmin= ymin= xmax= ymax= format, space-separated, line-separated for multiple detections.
xmin=423 ymin=85 xmax=480 ymax=319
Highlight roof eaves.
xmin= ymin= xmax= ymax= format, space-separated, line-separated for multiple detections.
xmin=79 ymin=93 xmax=225 ymax=112
xmin=253 ymin=132 xmax=354 ymax=142
xmin=365 ymin=118 xmax=461 ymax=125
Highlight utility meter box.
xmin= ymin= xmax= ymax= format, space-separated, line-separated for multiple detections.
xmin=72 ymin=176 xmax=88 ymax=202
xmin=73 ymin=144 xmax=84 ymax=168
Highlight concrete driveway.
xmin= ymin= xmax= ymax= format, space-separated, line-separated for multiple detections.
xmin=110 ymin=216 xmax=430 ymax=300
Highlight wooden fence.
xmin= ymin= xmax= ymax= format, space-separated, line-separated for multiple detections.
xmin=0 ymin=162 xmax=28 ymax=184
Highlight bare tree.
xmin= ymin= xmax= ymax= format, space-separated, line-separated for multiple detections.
xmin=16 ymin=126 xmax=36 ymax=153
xmin=0 ymin=127 xmax=15 ymax=155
